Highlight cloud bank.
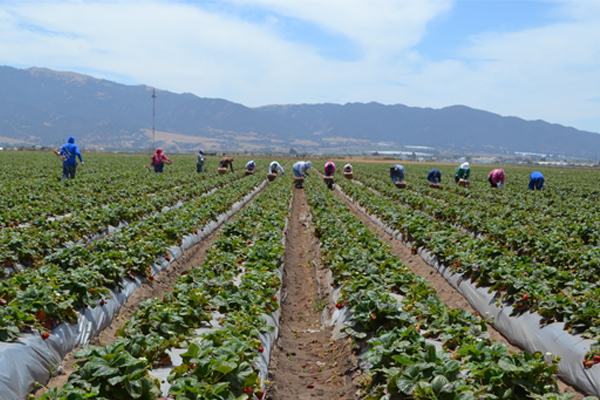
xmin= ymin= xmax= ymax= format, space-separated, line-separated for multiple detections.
xmin=0 ymin=0 xmax=599 ymax=133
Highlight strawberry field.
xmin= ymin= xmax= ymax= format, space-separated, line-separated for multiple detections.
xmin=0 ymin=152 xmax=599 ymax=399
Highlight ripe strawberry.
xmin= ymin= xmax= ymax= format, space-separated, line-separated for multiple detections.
xmin=242 ymin=387 xmax=252 ymax=394
xmin=266 ymin=305 xmax=272 ymax=312
xmin=594 ymin=355 xmax=600 ymax=364
xmin=335 ymin=303 xmax=342 ymax=309
xmin=284 ymin=231 xmax=287 ymax=235
xmin=237 ymin=260 xmax=243 ymax=264
xmin=526 ymin=227 xmax=531 ymax=231
xmin=273 ymin=295 xmax=277 ymax=301
xmin=258 ymin=346 xmax=264 ymax=353
xmin=205 ymin=306 xmax=211 ymax=310
xmin=100 ymin=300 xmax=105 ymax=306
xmin=90 ymin=288 xmax=94 ymax=293
xmin=189 ymin=362 xmax=195 ymax=368
xmin=41 ymin=332 xmax=50 ymax=340
xmin=523 ymin=294 xmax=529 ymax=301
xmin=518 ymin=302 xmax=523 ymax=308
xmin=248 ymin=240 xmax=252 ymax=245
xmin=256 ymin=390 xmax=264 ymax=399
xmin=330 ymin=282 xmax=334 ymax=287
xmin=149 ymin=275 xmax=154 ymax=281
xmin=587 ymin=360 xmax=594 ymax=368
xmin=343 ymin=300 xmax=348 ymax=306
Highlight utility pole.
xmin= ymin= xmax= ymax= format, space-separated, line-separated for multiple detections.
xmin=152 ymin=88 xmax=157 ymax=150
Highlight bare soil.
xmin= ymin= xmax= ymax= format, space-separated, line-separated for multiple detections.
xmin=267 ymin=188 xmax=361 ymax=400
xmin=331 ymin=184 xmax=585 ymax=400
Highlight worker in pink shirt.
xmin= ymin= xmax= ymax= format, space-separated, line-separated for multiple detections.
xmin=488 ymin=168 xmax=505 ymax=188
xmin=324 ymin=162 xmax=335 ymax=190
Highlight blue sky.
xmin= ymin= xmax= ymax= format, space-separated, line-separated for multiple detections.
xmin=0 ymin=0 xmax=599 ymax=133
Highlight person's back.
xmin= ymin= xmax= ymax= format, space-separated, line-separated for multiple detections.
xmin=343 ymin=164 xmax=353 ymax=173
xmin=324 ymin=162 xmax=335 ymax=176
xmin=390 ymin=164 xmax=405 ymax=183
xmin=270 ymin=161 xmax=284 ymax=174
xmin=246 ymin=160 xmax=256 ymax=172
xmin=428 ymin=169 xmax=441 ymax=183
xmin=60 ymin=136 xmax=83 ymax=179
xmin=529 ymin=171 xmax=544 ymax=190
xmin=488 ymin=169 xmax=505 ymax=187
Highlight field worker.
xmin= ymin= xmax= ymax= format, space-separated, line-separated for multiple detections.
xmin=269 ymin=161 xmax=285 ymax=175
xmin=59 ymin=136 xmax=84 ymax=180
xmin=245 ymin=160 xmax=256 ymax=173
xmin=343 ymin=163 xmax=353 ymax=173
xmin=427 ymin=169 xmax=441 ymax=183
xmin=390 ymin=164 xmax=405 ymax=184
xmin=219 ymin=157 xmax=234 ymax=173
xmin=293 ymin=161 xmax=312 ymax=188
xmin=324 ymin=162 xmax=336 ymax=176
xmin=529 ymin=171 xmax=545 ymax=190
xmin=455 ymin=162 xmax=471 ymax=183
xmin=151 ymin=148 xmax=172 ymax=173
xmin=196 ymin=149 xmax=205 ymax=173
xmin=488 ymin=168 xmax=505 ymax=188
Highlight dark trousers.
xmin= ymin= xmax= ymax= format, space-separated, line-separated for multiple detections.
xmin=62 ymin=164 xmax=77 ymax=180
xmin=488 ymin=176 xmax=495 ymax=187
xmin=154 ymin=163 xmax=164 ymax=173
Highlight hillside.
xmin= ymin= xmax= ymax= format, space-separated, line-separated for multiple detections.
xmin=1 ymin=65 xmax=599 ymax=157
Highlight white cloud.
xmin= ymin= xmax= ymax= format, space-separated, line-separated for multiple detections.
xmin=0 ymin=0 xmax=599 ymax=132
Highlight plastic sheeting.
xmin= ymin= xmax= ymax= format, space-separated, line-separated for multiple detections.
xmin=149 ymin=185 xmax=292 ymax=398
xmin=0 ymin=181 xmax=267 ymax=400
xmin=336 ymin=186 xmax=600 ymax=397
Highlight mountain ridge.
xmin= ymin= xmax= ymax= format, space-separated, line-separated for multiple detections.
xmin=1 ymin=65 xmax=598 ymax=157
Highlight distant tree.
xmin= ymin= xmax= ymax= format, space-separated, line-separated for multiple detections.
xmin=289 ymin=147 xmax=298 ymax=156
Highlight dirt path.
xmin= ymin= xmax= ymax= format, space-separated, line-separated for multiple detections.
xmin=267 ymin=188 xmax=360 ymax=400
xmin=331 ymin=184 xmax=585 ymax=400
xmin=34 ymin=182 xmax=268 ymax=398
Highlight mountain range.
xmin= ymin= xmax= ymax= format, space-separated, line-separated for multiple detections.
xmin=1 ymin=65 xmax=598 ymax=157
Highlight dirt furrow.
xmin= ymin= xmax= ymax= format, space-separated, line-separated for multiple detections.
xmin=331 ymin=182 xmax=585 ymax=400
xmin=267 ymin=188 xmax=359 ymax=400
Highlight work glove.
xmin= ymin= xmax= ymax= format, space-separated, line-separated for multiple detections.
xmin=282 ymin=172 xmax=285 ymax=176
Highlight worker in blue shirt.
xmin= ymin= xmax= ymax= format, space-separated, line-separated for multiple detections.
xmin=427 ymin=169 xmax=441 ymax=184
xmin=59 ymin=136 xmax=84 ymax=180
xmin=529 ymin=171 xmax=545 ymax=190
xmin=390 ymin=164 xmax=405 ymax=184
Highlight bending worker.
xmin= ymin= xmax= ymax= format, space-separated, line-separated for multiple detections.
xmin=269 ymin=161 xmax=285 ymax=175
xmin=219 ymin=156 xmax=234 ymax=173
xmin=59 ymin=136 xmax=84 ymax=180
xmin=151 ymin=148 xmax=172 ymax=173
xmin=455 ymin=162 xmax=470 ymax=183
xmin=427 ymin=169 xmax=441 ymax=184
xmin=293 ymin=161 xmax=312 ymax=188
xmin=390 ymin=164 xmax=405 ymax=184
xmin=529 ymin=171 xmax=545 ymax=190
xmin=488 ymin=168 xmax=505 ymax=188
xmin=343 ymin=163 xmax=353 ymax=173
xmin=245 ymin=160 xmax=256 ymax=173
xmin=324 ymin=161 xmax=335 ymax=190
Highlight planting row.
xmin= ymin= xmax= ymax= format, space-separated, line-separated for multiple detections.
xmin=0 ymin=174 xmax=263 ymax=342
xmin=304 ymin=175 xmax=570 ymax=399
xmin=37 ymin=172 xmax=291 ymax=400
xmin=0 ymin=167 xmax=247 ymax=274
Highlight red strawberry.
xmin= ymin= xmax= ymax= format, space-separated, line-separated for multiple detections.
xmin=41 ymin=332 xmax=50 ymax=340
xmin=266 ymin=305 xmax=272 ymax=312
xmin=189 ymin=362 xmax=195 ymax=368
xmin=587 ymin=360 xmax=594 ymax=368
xmin=205 ymin=306 xmax=211 ymax=310
xmin=237 ymin=260 xmax=243 ymax=264
xmin=335 ymin=303 xmax=342 ymax=309
xmin=330 ymin=283 xmax=334 ymax=287
xmin=526 ymin=227 xmax=531 ymax=231
xmin=523 ymin=294 xmax=529 ymax=301
xmin=90 ymin=288 xmax=94 ymax=293
xmin=594 ymin=355 xmax=600 ymax=364
xmin=256 ymin=390 xmax=264 ymax=399
xmin=343 ymin=300 xmax=348 ymax=305
xmin=273 ymin=295 xmax=277 ymax=301
xmin=258 ymin=346 xmax=264 ymax=353
xmin=149 ymin=275 xmax=154 ymax=281
xmin=100 ymin=300 xmax=105 ymax=306
xmin=0 ymin=298 xmax=7 ymax=306
xmin=248 ymin=240 xmax=252 ymax=245
xmin=307 ymin=384 xmax=314 ymax=388
xmin=242 ymin=387 xmax=252 ymax=394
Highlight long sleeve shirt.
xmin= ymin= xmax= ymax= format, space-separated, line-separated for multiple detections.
xmin=293 ymin=161 xmax=312 ymax=176
xmin=427 ymin=169 xmax=441 ymax=183
xmin=529 ymin=171 xmax=545 ymax=190
xmin=245 ymin=160 xmax=256 ymax=171
xmin=324 ymin=162 xmax=336 ymax=176
xmin=390 ymin=164 xmax=405 ymax=181
xmin=60 ymin=137 xmax=83 ymax=166
xmin=269 ymin=162 xmax=284 ymax=174
xmin=343 ymin=164 xmax=353 ymax=173
xmin=456 ymin=166 xmax=471 ymax=180
xmin=489 ymin=169 xmax=505 ymax=185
